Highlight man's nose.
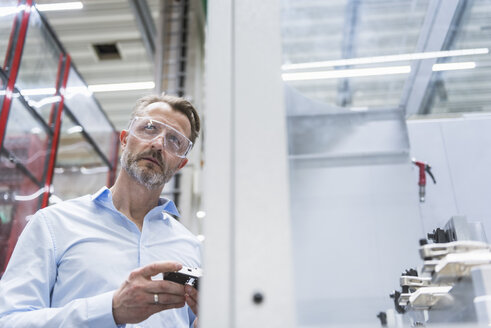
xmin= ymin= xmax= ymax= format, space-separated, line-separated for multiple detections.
xmin=149 ymin=135 xmax=165 ymax=151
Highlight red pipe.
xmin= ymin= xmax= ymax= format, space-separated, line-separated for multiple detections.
xmin=41 ymin=54 xmax=71 ymax=208
xmin=0 ymin=0 xmax=33 ymax=150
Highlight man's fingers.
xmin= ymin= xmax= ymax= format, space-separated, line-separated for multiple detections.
xmin=147 ymin=280 xmax=185 ymax=295
xmin=140 ymin=262 xmax=183 ymax=278
xmin=150 ymin=292 xmax=185 ymax=305
xmin=185 ymin=285 xmax=199 ymax=316
xmin=185 ymin=293 xmax=197 ymax=307
xmin=185 ymin=285 xmax=198 ymax=298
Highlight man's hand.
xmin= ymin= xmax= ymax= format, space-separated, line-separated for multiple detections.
xmin=112 ymin=262 xmax=186 ymax=324
xmin=185 ymin=285 xmax=198 ymax=315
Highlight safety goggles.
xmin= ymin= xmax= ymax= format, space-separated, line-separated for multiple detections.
xmin=128 ymin=116 xmax=193 ymax=158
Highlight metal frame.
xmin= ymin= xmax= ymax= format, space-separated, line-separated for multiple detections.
xmin=400 ymin=0 xmax=464 ymax=116
xmin=0 ymin=3 xmax=120 ymax=202
xmin=420 ymin=1 xmax=468 ymax=115
xmin=154 ymin=0 xmax=167 ymax=93
xmin=35 ymin=3 xmax=67 ymax=55
xmin=0 ymin=148 xmax=42 ymax=188
xmin=337 ymin=0 xmax=360 ymax=107
xmin=41 ymin=54 xmax=71 ymax=208
xmin=0 ymin=0 xmax=32 ymax=151
xmin=176 ymin=0 xmax=189 ymax=97
xmin=0 ymin=1 xmax=120 ymax=271
xmin=128 ymin=0 xmax=156 ymax=63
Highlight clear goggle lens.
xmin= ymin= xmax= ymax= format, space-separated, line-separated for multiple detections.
xmin=129 ymin=116 xmax=192 ymax=158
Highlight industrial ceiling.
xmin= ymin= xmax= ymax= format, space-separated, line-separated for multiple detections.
xmin=19 ymin=0 xmax=491 ymax=130
xmin=34 ymin=0 xmax=205 ymax=132
xmin=280 ymin=0 xmax=491 ymax=117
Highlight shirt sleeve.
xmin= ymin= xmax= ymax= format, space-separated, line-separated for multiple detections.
xmin=0 ymin=211 xmax=119 ymax=328
xmin=188 ymin=305 xmax=197 ymax=328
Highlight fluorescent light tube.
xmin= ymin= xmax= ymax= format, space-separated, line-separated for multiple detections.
xmin=12 ymin=81 xmax=155 ymax=97
xmin=432 ymin=61 xmax=476 ymax=71
xmin=282 ymin=48 xmax=489 ymax=71
xmin=35 ymin=2 xmax=83 ymax=12
xmin=20 ymin=88 xmax=57 ymax=96
xmin=88 ymin=81 xmax=155 ymax=92
xmin=0 ymin=2 xmax=83 ymax=17
xmin=81 ymin=166 xmax=109 ymax=174
xmin=0 ymin=5 xmax=26 ymax=17
xmin=67 ymin=125 xmax=84 ymax=134
xmin=282 ymin=65 xmax=411 ymax=81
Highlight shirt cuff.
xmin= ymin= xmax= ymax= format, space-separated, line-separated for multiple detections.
xmin=86 ymin=290 xmax=122 ymax=328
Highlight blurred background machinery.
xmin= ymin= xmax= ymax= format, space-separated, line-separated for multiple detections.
xmin=381 ymin=216 xmax=491 ymax=327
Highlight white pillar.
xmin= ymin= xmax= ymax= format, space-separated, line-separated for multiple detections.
xmin=201 ymin=0 xmax=296 ymax=327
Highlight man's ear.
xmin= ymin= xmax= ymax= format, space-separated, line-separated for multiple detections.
xmin=120 ymin=130 xmax=129 ymax=149
xmin=178 ymin=158 xmax=188 ymax=170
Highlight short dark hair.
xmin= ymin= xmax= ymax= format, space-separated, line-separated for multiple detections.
xmin=130 ymin=94 xmax=201 ymax=144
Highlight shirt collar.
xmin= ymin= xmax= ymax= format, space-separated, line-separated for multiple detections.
xmin=92 ymin=186 xmax=181 ymax=218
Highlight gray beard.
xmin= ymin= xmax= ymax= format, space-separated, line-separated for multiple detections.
xmin=120 ymin=149 xmax=176 ymax=190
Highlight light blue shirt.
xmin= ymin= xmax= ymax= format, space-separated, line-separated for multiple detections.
xmin=0 ymin=187 xmax=201 ymax=327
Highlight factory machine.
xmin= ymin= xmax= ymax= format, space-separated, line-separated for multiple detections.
xmin=379 ymin=216 xmax=491 ymax=327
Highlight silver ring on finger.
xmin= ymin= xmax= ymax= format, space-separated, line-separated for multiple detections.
xmin=154 ymin=293 xmax=159 ymax=304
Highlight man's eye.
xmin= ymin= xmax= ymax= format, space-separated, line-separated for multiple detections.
xmin=167 ymin=134 xmax=181 ymax=147
xmin=144 ymin=123 xmax=156 ymax=130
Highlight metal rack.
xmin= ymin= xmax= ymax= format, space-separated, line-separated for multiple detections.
xmin=0 ymin=0 xmax=119 ymax=275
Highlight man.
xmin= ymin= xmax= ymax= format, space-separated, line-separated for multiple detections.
xmin=0 ymin=94 xmax=201 ymax=327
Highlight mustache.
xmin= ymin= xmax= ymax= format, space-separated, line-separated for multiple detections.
xmin=137 ymin=151 xmax=164 ymax=168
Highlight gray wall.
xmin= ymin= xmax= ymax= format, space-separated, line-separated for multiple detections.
xmin=289 ymin=114 xmax=491 ymax=326
xmin=407 ymin=115 xmax=491 ymax=239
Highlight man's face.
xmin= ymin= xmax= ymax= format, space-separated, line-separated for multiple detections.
xmin=120 ymin=102 xmax=191 ymax=190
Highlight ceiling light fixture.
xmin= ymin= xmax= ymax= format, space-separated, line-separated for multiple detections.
xmin=35 ymin=2 xmax=83 ymax=12
xmin=20 ymin=88 xmax=57 ymax=96
xmin=0 ymin=5 xmax=26 ymax=17
xmin=0 ymin=2 xmax=83 ymax=17
xmin=283 ymin=60 xmax=478 ymax=81
xmin=7 ymin=81 xmax=155 ymax=97
xmin=67 ymin=125 xmax=84 ymax=134
xmin=432 ymin=61 xmax=476 ymax=71
xmin=88 ymin=81 xmax=155 ymax=93
xmin=282 ymin=48 xmax=489 ymax=71
xmin=282 ymin=65 xmax=411 ymax=81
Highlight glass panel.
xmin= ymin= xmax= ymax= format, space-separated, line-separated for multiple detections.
xmin=52 ymin=112 xmax=110 ymax=201
xmin=52 ymin=169 xmax=108 ymax=203
xmin=423 ymin=0 xmax=491 ymax=115
xmin=0 ymin=155 xmax=43 ymax=275
xmin=0 ymin=0 xmax=20 ymax=68
xmin=2 ymin=97 xmax=50 ymax=183
xmin=15 ymin=8 xmax=62 ymax=123
xmin=57 ymin=111 xmax=108 ymax=166
xmin=64 ymin=67 xmax=116 ymax=157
